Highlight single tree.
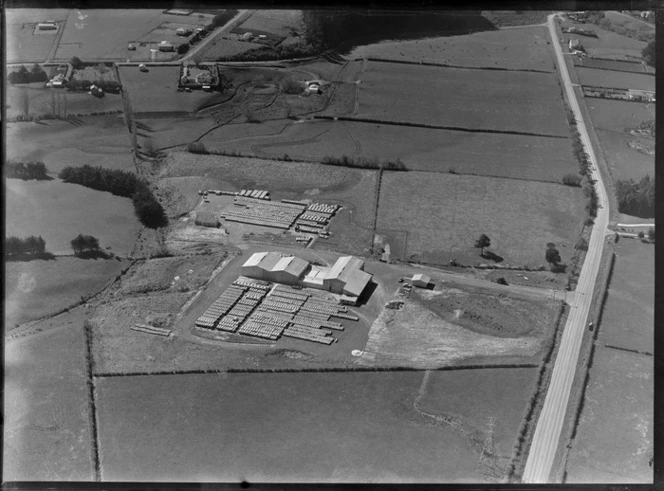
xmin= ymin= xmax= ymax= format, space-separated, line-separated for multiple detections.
xmin=642 ymin=39 xmax=655 ymax=67
xmin=70 ymin=56 xmax=84 ymax=70
xmin=638 ymin=230 xmax=645 ymax=240
xmin=545 ymin=244 xmax=562 ymax=267
xmin=475 ymin=234 xmax=491 ymax=257
xmin=648 ymin=227 xmax=655 ymax=242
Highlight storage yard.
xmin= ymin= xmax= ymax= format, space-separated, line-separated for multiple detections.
xmin=195 ymin=278 xmax=359 ymax=345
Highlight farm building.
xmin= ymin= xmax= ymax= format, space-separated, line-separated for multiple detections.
xmin=158 ymin=41 xmax=175 ymax=52
xmin=176 ymin=27 xmax=192 ymax=36
xmin=194 ymin=212 xmax=220 ymax=228
xmin=242 ymin=252 xmax=310 ymax=285
xmin=411 ymin=274 xmax=433 ymax=288
xmin=37 ymin=22 xmax=57 ymax=30
xmin=568 ymin=38 xmax=582 ymax=51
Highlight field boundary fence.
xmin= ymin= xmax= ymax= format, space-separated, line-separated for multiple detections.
xmin=366 ymin=56 xmax=553 ymax=74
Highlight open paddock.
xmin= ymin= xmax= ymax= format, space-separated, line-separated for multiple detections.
xmin=586 ymin=98 xmax=654 ymax=134
xmin=565 ymin=347 xmax=652 ymax=483
xmin=5 ymin=256 xmax=129 ymax=328
xmin=574 ymin=57 xmax=654 ymax=74
xmin=197 ymin=37 xmax=265 ymax=60
xmin=6 ymin=85 xmax=123 ymax=120
xmin=376 ymin=172 xmax=586 ymax=267
xmin=95 ymin=371 xmax=487 ymax=482
xmin=597 ymin=239 xmax=653 ymax=354
xmin=6 ymin=178 xmax=142 ymax=256
xmin=560 ymin=20 xmax=647 ymax=61
xmin=594 ymin=129 xmax=653 ymax=182
xmin=6 ymin=116 xmax=136 ymax=173
xmin=134 ymin=116 xmax=219 ymax=150
xmin=576 ymin=67 xmax=655 ymax=91
xmin=5 ymin=323 xmax=93 ymax=481
xmin=199 ymin=119 xmax=577 ymax=182
xmin=53 ymin=9 xmax=207 ymax=61
xmin=350 ymin=26 xmax=555 ymax=72
xmin=118 ymin=65 xmax=221 ymax=114
xmin=419 ymin=367 xmax=540 ymax=468
xmin=236 ymin=10 xmax=302 ymax=38
xmin=358 ymin=61 xmax=568 ymax=136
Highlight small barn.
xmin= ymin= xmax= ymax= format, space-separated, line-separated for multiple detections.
xmin=412 ymin=273 xmax=433 ymax=288
xmin=568 ymin=38 xmax=582 ymax=51
xmin=195 ymin=212 xmax=220 ymax=228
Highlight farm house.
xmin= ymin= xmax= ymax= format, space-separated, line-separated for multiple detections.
xmin=194 ymin=212 xmax=220 ymax=228
xmin=568 ymin=38 xmax=582 ymax=51
xmin=411 ymin=274 xmax=433 ymax=288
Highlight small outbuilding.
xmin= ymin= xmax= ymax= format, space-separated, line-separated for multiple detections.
xmin=411 ymin=273 xmax=433 ymax=289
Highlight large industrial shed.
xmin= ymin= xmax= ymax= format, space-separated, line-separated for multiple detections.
xmin=323 ymin=256 xmax=372 ymax=299
xmin=242 ymin=252 xmax=310 ymax=285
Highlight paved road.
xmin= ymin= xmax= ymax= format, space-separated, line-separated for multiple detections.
xmin=521 ymin=13 xmax=611 ymax=483
xmin=180 ymin=9 xmax=250 ymax=62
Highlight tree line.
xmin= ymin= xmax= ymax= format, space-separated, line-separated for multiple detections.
xmin=5 ymin=235 xmax=48 ymax=258
xmin=7 ymin=64 xmax=48 ymax=84
xmin=71 ymin=234 xmax=101 ymax=254
xmin=321 ymin=155 xmax=407 ymax=171
xmin=59 ymin=165 xmax=168 ymax=228
xmin=6 ymin=161 xmax=49 ymax=180
xmin=615 ymin=175 xmax=655 ymax=218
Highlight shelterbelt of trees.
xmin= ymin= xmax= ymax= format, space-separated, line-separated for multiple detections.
xmin=6 ymin=161 xmax=49 ymax=180
xmin=59 ymin=165 xmax=168 ymax=229
xmin=5 ymin=235 xmax=50 ymax=259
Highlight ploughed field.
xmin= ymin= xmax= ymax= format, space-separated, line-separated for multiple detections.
xmin=357 ymin=61 xmax=569 ymax=136
xmin=95 ymin=369 xmax=530 ymax=482
xmin=376 ymin=171 xmax=586 ymax=267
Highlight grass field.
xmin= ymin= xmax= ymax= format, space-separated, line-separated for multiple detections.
xmin=7 ymin=117 xmax=136 ymax=173
xmin=602 ymin=11 xmax=656 ymax=41
xmin=376 ymin=172 xmax=585 ymax=267
xmin=134 ymin=116 xmax=219 ymax=150
xmin=419 ymin=367 xmax=539 ymax=469
xmin=201 ymin=119 xmax=578 ymax=182
xmin=586 ymin=98 xmax=654 ymax=134
xmin=5 ymin=256 xmax=128 ymax=328
xmin=598 ymin=239 xmax=653 ymax=354
xmin=6 ymin=178 xmax=142 ymax=256
xmin=358 ymin=61 xmax=568 ymax=136
xmin=565 ymin=347 xmax=652 ymax=483
xmin=236 ymin=10 xmax=302 ymax=37
xmin=96 ymin=371 xmax=489 ymax=482
xmin=350 ymin=26 xmax=555 ymax=72
xmin=6 ymin=9 xmax=70 ymax=63
xmin=6 ymin=85 xmax=123 ymax=120
xmin=576 ymin=67 xmax=655 ymax=91
xmin=4 ymin=322 xmax=93 ymax=480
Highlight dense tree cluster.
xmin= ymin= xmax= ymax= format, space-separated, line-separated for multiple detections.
xmin=7 ymin=64 xmax=48 ymax=84
xmin=5 ymin=236 xmax=47 ymax=258
xmin=6 ymin=161 xmax=49 ymax=180
xmin=211 ymin=10 xmax=239 ymax=28
xmin=321 ymin=155 xmax=407 ymax=171
xmin=59 ymin=165 xmax=168 ymax=228
xmin=177 ymin=43 xmax=190 ymax=55
xmin=583 ymin=183 xmax=598 ymax=217
xmin=615 ymin=175 xmax=655 ymax=218
xmin=642 ymin=40 xmax=655 ymax=67
xmin=70 ymin=234 xmax=100 ymax=255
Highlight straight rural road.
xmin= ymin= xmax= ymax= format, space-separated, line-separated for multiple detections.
xmin=180 ymin=9 xmax=250 ymax=62
xmin=522 ymin=13 xmax=611 ymax=483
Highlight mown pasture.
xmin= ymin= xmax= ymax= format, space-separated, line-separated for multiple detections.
xmin=4 ymin=322 xmax=93 ymax=481
xmin=6 ymin=178 xmax=142 ymax=256
xmin=96 ymin=371 xmax=488 ymax=482
xmin=597 ymin=239 xmax=653 ymax=354
xmin=376 ymin=172 xmax=586 ymax=267
xmin=565 ymin=347 xmax=652 ymax=483
xmin=576 ymin=67 xmax=655 ymax=91
xmin=5 ymin=257 xmax=128 ymax=328
xmin=235 ymin=9 xmax=302 ymax=38
xmin=358 ymin=61 xmax=569 ymax=136
xmin=201 ymin=119 xmax=578 ymax=182
xmin=350 ymin=26 xmax=555 ymax=72
xmin=7 ymin=116 xmax=136 ymax=173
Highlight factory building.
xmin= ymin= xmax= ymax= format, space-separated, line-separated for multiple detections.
xmin=241 ymin=252 xmax=310 ymax=285
xmin=242 ymin=252 xmax=373 ymax=303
